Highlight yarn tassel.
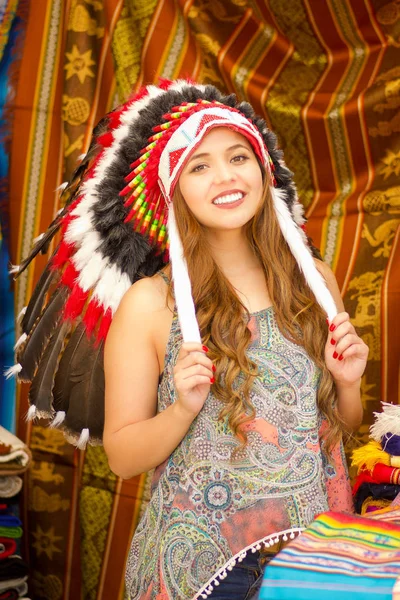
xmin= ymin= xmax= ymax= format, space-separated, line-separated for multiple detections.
xmin=351 ymin=440 xmax=390 ymax=473
xmin=370 ymin=403 xmax=400 ymax=441
xmin=382 ymin=433 xmax=400 ymax=457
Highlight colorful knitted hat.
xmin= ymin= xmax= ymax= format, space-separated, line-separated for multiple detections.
xmin=7 ymin=79 xmax=337 ymax=447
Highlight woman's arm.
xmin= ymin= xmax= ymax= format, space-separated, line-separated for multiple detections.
xmin=315 ymin=260 xmax=368 ymax=431
xmin=103 ymin=277 xmax=213 ymax=479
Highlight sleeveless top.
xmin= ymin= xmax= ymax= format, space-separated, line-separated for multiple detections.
xmin=125 ymin=306 xmax=354 ymax=600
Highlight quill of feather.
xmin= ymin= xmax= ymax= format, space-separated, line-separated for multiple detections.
xmin=21 ymin=257 xmax=60 ymax=335
xmin=28 ymin=321 xmax=70 ymax=417
xmin=54 ymin=324 xmax=105 ymax=442
xmin=18 ymin=286 xmax=70 ymax=381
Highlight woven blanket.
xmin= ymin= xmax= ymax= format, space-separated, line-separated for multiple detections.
xmin=259 ymin=511 xmax=400 ymax=599
xmin=0 ymin=428 xmax=31 ymax=475
xmin=0 ymin=477 xmax=22 ymax=499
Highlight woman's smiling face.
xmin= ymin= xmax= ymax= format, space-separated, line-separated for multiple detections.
xmin=177 ymin=127 xmax=264 ymax=233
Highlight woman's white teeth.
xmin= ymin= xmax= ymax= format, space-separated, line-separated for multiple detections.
xmin=213 ymin=192 xmax=243 ymax=205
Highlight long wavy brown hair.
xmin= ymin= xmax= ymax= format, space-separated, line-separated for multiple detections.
xmin=171 ymin=178 xmax=346 ymax=455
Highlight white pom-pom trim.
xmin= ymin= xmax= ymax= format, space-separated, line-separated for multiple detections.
xmin=14 ymin=333 xmax=27 ymax=351
xmin=75 ymin=428 xmax=90 ymax=450
xmin=4 ymin=364 xmax=22 ymax=379
xmin=50 ymin=411 xmax=66 ymax=428
xmin=193 ymin=527 xmax=303 ymax=598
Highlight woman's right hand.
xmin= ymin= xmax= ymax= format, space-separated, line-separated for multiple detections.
xmin=173 ymin=342 xmax=215 ymax=418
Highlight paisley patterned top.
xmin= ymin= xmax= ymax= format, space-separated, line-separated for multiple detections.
xmin=125 ymin=308 xmax=353 ymax=600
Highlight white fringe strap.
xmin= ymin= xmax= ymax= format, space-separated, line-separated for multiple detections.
xmin=167 ymin=204 xmax=201 ymax=344
xmin=193 ymin=527 xmax=303 ymax=599
xmin=271 ymin=187 xmax=337 ymax=322
xmin=4 ymin=364 xmax=22 ymax=379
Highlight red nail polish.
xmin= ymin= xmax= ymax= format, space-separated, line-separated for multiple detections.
xmin=202 ymin=345 xmax=209 ymax=353
xmin=330 ymin=338 xmax=336 ymax=346
xmin=329 ymin=324 xmax=336 ymax=332
xmin=333 ymin=351 xmax=338 ymax=359
xmin=338 ymin=355 xmax=343 ymax=361
xmin=212 ymin=365 xmax=216 ymax=372
xmin=210 ymin=377 xmax=215 ymax=384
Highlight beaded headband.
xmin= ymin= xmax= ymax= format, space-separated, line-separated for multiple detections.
xmin=118 ymin=100 xmax=275 ymax=257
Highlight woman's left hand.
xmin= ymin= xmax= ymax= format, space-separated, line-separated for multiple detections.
xmin=325 ymin=312 xmax=369 ymax=386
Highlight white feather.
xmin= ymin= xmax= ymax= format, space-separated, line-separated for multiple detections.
xmin=17 ymin=306 xmax=27 ymax=323
xmin=50 ymin=411 xmax=66 ymax=428
xmin=4 ymin=364 xmax=22 ymax=379
xmin=9 ymin=264 xmax=20 ymax=275
xmin=33 ymin=233 xmax=45 ymax=245
xmin=75 ymin=428 xmax=90 ymax=450
xmin=109 ymin=272 xmax=132 ymax=314
xmin=292 ymin=199 xmax=306 ymax=227
xmin=92 ymin=263 xmax=131 ymax=313
xmin=14 ymin=333 xmax=27 ymax=351
xmin=77 ymin=153 xmax=86 ymax=162
xmin=271 ymin=187 xmax=337 ymax=321
xmin=26 ymin=405 xmax=37 ymax=421
xmin=65 ymin=213 xmax=93 ymax=244
xmin=370 ymin=403 xmax=400 ymax=441
xmin=168 ymin=205 xmax=201 ymax=343
xmin=72 ymin=231 xmax=101 ymax=272
xmin=77 ymin=252 xmax=109 ymax=292
xmin=56 ymin=181 xmax=69 ymax=192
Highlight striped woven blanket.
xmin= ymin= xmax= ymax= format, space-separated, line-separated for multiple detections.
xmin=259 ymin=511 xmax=400 ymax=599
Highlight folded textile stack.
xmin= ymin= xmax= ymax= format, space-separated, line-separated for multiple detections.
xmin=259 ymin=509 xmax=400 ymax=599
xmin=0 ymin=427 xmax=31 ymax=600
xmin=352 ymin=403 xmax=400 ymax=514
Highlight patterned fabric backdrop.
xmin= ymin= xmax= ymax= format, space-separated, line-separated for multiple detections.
xmin=1 ymin=0 xmax=399 ymax=598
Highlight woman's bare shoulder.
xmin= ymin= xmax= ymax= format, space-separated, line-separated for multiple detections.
xmin=118 ymin=272 xmax=170 ymax=317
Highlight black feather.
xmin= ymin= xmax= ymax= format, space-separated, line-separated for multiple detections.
xmin=53 ymin=324 xmax=105 ymax=440
xmin=28 ymin=321 xmax=70 ymax=415
xmin=21 ymin=255 xmax=60 ymax=334
xmin=14 ymin=221 xmax=63 ymax=278
xmin=18 ymin=286 xmax=70 ymax=381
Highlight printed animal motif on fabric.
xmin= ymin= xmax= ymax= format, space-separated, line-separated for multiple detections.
xmin=125 ymin=307 xmax=353 ymax=599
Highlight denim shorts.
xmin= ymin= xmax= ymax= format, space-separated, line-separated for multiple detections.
xmin=207 ymin=550 xmax=272 ymax=600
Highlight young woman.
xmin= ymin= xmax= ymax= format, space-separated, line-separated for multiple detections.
xmin=102 ymin=85 xmax=368 ymax=599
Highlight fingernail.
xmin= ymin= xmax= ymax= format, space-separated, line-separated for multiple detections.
xmin=338 ymin=354 xmax=343 ymax=361
xmin=333 ymin=351 xmax=338 ymax=359
xmin=202 ymin=345 xmax=209 ymax=353
xmin=212 ymin=365 xmax=216 ymax=372
xmin=330 ymin=338 xmax=336 ymax=346
xmin=210 ymin=377 xmax=215 ymax=384
xmin=329 ymin=324 xmax=336 ymax=332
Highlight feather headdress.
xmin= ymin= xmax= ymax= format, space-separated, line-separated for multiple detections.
xmin=7 ymin=79 xmax=337 ymax=447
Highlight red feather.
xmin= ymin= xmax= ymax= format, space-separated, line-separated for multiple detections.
xmin=83 ymin=300 xmax=104 ymax=335
xmin=96 ymin=308 xmax=112 ymax=344
xmin=61 ymin=262 xmax=79 ymax=288
xmin=52 ymin=240 xmax=74 ymax=270
xmin=98 ymin=131 xmax=114 ymax=148
xmin=63 ymin=284 xmax=88 ymax=321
